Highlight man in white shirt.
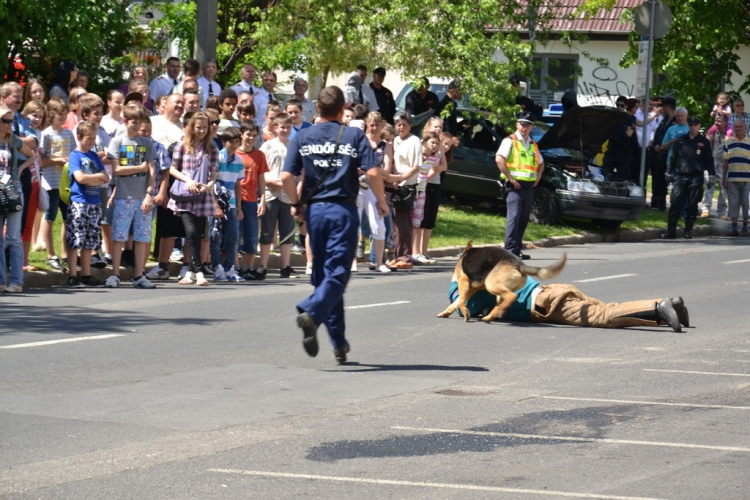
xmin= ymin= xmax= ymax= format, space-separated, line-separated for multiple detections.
xmin=170 ymin=59 xmax=203 ymax=104
xmin=197 ymin=59 xmax=222 ymax=109
xmin=255 ymin=71 xmax=279 ymax=129
xmin=635 ymin=97 xmax=662 ymax=147
xmin=149 ymin=57 xmax=181 ymax=104
xmin=231 ymin=64 xmax=262 ymax=96
xmin=356 ymin=65 xmax=379 ymax=112
xmin=150 ymin=93 xmax=185 ymax=149
xmin=284 ymin=78 xmax=316 ymax=123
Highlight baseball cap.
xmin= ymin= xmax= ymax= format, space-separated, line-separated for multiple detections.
xmin=517 ymin=110 xmax=537 ymax=124
xmin=688 ymin=115 xmax=701 ymax=125
xmin=124 ymin=92 xmax=143 ymax=105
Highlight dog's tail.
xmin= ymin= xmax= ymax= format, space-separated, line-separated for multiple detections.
xmin=519 ymin=252 xmax=567 ymax=280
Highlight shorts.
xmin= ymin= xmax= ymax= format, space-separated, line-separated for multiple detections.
xmin=65 ymin=202 xmax=102 ymax=250
xmin=260 ymin=198 xmax=295 ymax=245
xmin=112 ymin=198 xmax=153 ymax=243
xmin=421 ymin=183 xmax=441 ymax=230
xmin=44 ymin=188 xmax=69 ymax=223
xmin=157 ymin=205 xmax=185 ymax=238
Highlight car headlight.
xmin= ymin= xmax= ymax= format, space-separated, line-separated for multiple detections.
xmin=629 ymin=185 xmax=644 ymax=197
xmin=581 ymin=182 xmax=600 ymax=194
xmin=567 ymin=180 xmax=581 ymax=192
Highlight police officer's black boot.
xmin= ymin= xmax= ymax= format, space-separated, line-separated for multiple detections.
xmin=684 ymin=216 xmax=696 ymax=239
xmin=656 ymin=298 xmax=682 ymax=332
xmin=670 ymin=296 xmax=690 ymax=328
xmin=661 ymin=215 xmax=679 ymax=239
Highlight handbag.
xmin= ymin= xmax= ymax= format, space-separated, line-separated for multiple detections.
xmin=389 ymin=184 xmax=416 ymax=210
xmin=170 ymin=149 xmax=208 ymax=202
xmin=38 ymin=181 xmax=50 ymax=212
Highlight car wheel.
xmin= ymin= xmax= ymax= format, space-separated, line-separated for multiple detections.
xmin=591 ymin=218 xmax=624 ymax=230
xmin=530 ymin=186 xmax=560 ymax=225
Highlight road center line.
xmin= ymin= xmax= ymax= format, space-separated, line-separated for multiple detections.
xmin=723 ymin=259 xmax=750 ymax=264
xmin=0 ymin=334 xmax=124 ymax=350
xmin=574 ymin=274 xmax=637 ymax=283
xmin=207 ymin=469 xmax=666 ymax=500
xmin=345 ymin=300 xmax=411 ymax=310
xmin=643 ymin=369 xmax=750 ymax=377
xmin=540 ymin=396 xmax=750 ymax=410
xmin=391 ymin=426 xmax=750 ymax=453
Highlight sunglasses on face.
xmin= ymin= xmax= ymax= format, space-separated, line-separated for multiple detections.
xmin=211 ymin=120 xmax=220 ymax=126
xmin=1 ymin=117 xmax=13 ymax=124
xmin=617 ymin=104 xmax=626 ymax=109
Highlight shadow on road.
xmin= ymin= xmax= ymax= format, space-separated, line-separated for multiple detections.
xmin=325 ymin=362 xmax=489 ymax=373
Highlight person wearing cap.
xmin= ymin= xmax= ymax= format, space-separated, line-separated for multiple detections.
xmin=662 ymin=115 xmax=714 ymax=239
xmin=510 ymin=76 xmax=542 ymax=118
xmin=369 ymin=68 xmax=396 ymax=125
xmin=435 ymin=79 xmax=462 ymax=136
xmin=495 ymin=111 xmax=544 ymax=260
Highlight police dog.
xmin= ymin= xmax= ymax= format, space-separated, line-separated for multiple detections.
xmin=438 ymin=241 xmax=567 ymax=323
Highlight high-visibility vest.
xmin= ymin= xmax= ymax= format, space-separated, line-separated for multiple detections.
xmin=505 ymin=135 xmax=541 ymax=181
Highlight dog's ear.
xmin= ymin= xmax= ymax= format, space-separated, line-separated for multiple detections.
xmin=463 ymin=239 xmax=474 ymax=252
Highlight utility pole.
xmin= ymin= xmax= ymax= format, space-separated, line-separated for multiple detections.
xmin=193 ymin=0 xmax=218 ymax=62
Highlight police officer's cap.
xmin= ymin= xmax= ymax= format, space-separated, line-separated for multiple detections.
xmin=517 ymin=110 xmax=536 ymax=124
xmin=688 ymin=115 xmax=701 ymax=125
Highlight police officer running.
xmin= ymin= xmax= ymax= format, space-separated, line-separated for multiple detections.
xmin=661 ymin=115 xmax=714 ymax=240
xmin=281 ymin=86 xmax=388 ymax=363
xmin=495 ymin=111 xmax=544 ymax=260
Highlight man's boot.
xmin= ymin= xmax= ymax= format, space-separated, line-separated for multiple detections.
xmin=661 ymin=214 xmax=679 ymax=239
xmin=670 ymin=296 xmax=690 ymax=327
xmin=684 ymin=216 xmax=696 ymax=239
xmin=656 ymin=298 xmax=681 ymax=332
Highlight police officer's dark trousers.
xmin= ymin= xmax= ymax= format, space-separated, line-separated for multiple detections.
xmin=504 ymin=180 xmax=535 ymax=256
xmin=667 ymin=175 xmax=703 ymax=235
xmin=297 ymin=201 xmax=359 ymax=348
xmin=650 ymin=151 xmax=668 ymax=210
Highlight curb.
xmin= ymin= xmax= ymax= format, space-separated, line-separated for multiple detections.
xmin=16 ymin=222 xmax=731 ymax=288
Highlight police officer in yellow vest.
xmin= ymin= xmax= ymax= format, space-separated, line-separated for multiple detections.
xmin=495 ymin=111 xmax=544 ymax=260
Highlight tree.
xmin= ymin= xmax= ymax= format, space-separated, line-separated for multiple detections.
xmin=620 ymin=0 xmax=750 ymax=117
xmin=1 ymin=0 xmax=138 ymax=94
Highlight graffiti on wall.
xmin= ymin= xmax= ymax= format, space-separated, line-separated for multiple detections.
xmin=576 ymin=66 xmax=634 ymax=106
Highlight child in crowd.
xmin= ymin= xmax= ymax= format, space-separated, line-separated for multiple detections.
xmin=105 ymin=105 xmax=156 ymax=288
xmin=66 ymin=122 xmax=110 ymax=287
xmin=236 ymin=102 xmax=256 ymax=124
xmin=210 ymin=126 xmax=245 ymax=282
xmin=141 ymin=118 xmax=173 ymax=281
xmin=20 ymin=100 xmax=46 ymax=269
xmin=217 ymin=89 xmax=240 ymax=134
xmin=40 ymin=98 xmax=76 ymax=270
xmin=155 ymin=95 xmax=168 ymax=115
xmin=259 ymin=112 xmax=296 ymax=278
xmin=412 ymin=131 xmax=441 ymax=263
xmin=343 ymin=103 xmax=356 ymax=126
xmin=284 ymin=99 xmax=312 ymax=141
xmin=349 ymin=104 xmax=368 ymax=131
xmin=75 ymin=94 xmax=113 ymax=269
xmin=205 ymin=96 xmax=220 ymax=111
xmin=261 ymin=103 xmax=281 ymax=142
xmin=236 ymin=120 xmax=268 ymax=280
xmin=712 ymin=92 xmax=733 ymax=122
xmin=64 ymin=87 xmax=86 ymax=130
xmin=101 ymin=90 xmax=125 ymax=138
xmin=205 ymin=108 xmax=224 ymax=152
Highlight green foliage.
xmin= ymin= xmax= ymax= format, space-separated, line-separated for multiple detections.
xmin=620 ymin=0 xmax=750 ymax=119
xmin=138 ymin=1 xmax=197 ymax=62
xmin=2 ymin=0 xmax=138 ymax=94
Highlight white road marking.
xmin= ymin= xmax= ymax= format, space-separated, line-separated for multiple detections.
xmin=540 ymin=395 xmax=750 ymax=411
xmin=573 ymin=274 xmax=637 ymax=283
xmin=0 ymin=334 xmax=124 ymax=349
xmin=723 ymin=259 xmax=750 ymax=264
xmin=207 ymin=469 xmax=667 ymax=500
xmin=644 ymin=369 xmax=750 ymax=377
xmin=391 ymin=426 xmax=750 ymax=453
xmin=345 ymin=300 xmax=410 ymax=310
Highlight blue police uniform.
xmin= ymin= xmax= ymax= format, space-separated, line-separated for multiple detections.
xmin=283 ymin=121 xmax=377 ymax=349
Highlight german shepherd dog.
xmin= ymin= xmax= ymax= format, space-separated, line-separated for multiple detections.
xmin=438 ymin=240 xmax=567 ymax=322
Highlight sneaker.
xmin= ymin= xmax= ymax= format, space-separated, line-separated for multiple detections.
xmin=68 ymin=276 xmax=84 ymax=288
xmin=242 ymin=267 xmax=266 ymax=281
xmin=333 ymin=342 xmax=350 ymax=364
xmin=47 ymin=256 xmax=64 ymax=271
xmin=700 ymin=210 xmax=710 ymax=218
xmin=291 ymin=242 xmax=306 ymax=254
xmin=213 ymin=264 xmax=227 ymax=281
xmin=133 ymin=275 xmax=156 ymax=288
xmin=4 ymin=284 xmax=23 ymax=293
xmin=145 ymin=266 xmax=170 ymax=280
xmin=225 ymin=266 xmax=245 ymax=282
xmin=178 ymin=265 xmax=189 ymax=279
xmin=201 ymin=263 xmax=214 ymax=275
xmin=80 ymin=276 xmax=105 ymax=288
xmin=376 ymin=265 xmax=393 ymax=273
xmin=297 ymin=312 xmax=319 ymax=357
xmin=517 ymin=252 xmax=531 ymax=260
xmin=415 ymin=254 xmax=436 ymax=264
xmin=104 ymin=254 xmax=113 ymax=267
xmin=105 ymin=275 xmax=121 ymax=288
xmin=305 ymin=262 xmax=313 ymax=275
xmin=169 ymin=250 xmax=184 ymax=262
xmin=255 ymin=266 xmax=268 ymax=280
xmin=90 ymin=254 xmax=107 ymax=269
xmin=356 ymin=241 xmax=365 ymax=260
xmin=280 ymin=266 xmax=299 ymax=278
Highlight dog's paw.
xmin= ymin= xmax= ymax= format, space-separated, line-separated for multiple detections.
xmin=437 ymin=310 xmax=452 ymax=318
xmin=481 ymin=315 xmax=494 ymax=323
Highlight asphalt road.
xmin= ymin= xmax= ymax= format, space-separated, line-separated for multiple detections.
xmin=2 ymin=237 xmax=750 ymax=499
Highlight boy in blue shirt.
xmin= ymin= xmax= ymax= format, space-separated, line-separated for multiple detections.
xmin=66 ymin=122 xmax=111 ymax=288
xmin=211 ymin=126 xmax=245 ymax=281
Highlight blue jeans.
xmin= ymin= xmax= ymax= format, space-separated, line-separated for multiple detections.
xmin=210 ymin=208 xmax=240 ymax=269
xmin=240 ymin=201 xmax=259 ymax=255
xmin=1 ymin=196 xmax=24 ymax=286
